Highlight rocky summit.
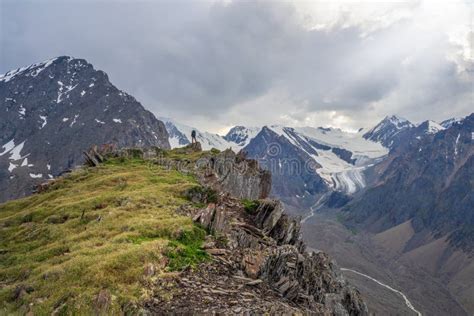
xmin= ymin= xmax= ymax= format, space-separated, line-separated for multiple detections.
xmin=0 ymin=56 xmax=170 ymax=202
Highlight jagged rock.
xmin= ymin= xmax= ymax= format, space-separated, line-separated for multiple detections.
xmin=195 ymin=149 xmax=271 ymax=200
xmin=254 ymin=200 xmax=283 ymax=233
xmin=269 ymin=213 xmax=301 ymax=246
xmin=242 ymin=251 xmax=266 ymax=278
xmin=183 ymin=194 xmax=367 ymax=315
xmin=83 ymin=145 xmax=106 ymax=167
xmin=188 ymin=142 xmax=202 ymax=152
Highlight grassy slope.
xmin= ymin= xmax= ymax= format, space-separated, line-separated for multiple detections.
xmin=0 ymin=158 xmax=208 ymax=314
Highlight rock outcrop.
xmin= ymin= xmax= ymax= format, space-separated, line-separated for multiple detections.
xmin=195 ymin=149 xmax=272 ymax=200
xmin=189 ymin=197 xmax=367 ymax=314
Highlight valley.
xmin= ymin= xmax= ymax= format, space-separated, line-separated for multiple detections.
xmin=301 ymin=210 xmax=470 ymax=316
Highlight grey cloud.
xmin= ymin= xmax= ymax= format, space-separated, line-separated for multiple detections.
xmin=1 ymin=0 xmax=472 ymax=131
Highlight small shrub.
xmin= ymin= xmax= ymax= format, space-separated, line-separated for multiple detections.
xmin=21 ymin=213 xmax=34 ymax=223
xmin=242 ymin=199 xmax=260 ymax=214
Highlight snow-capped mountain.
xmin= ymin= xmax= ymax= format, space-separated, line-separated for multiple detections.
xmin=224 ymin=126 xmax=261 ymax=148
xmin=345 ymin=113 xmax=474 ymax=250
xmin=0 ymin=56 xmax=170 ymax=202
xmin=160 ymin=118 xmax=240 ymax=151
xmin=417 ymin=120 xmax=446 ymax=134
xmin=163 ymin=113 xmax=461 ymax=208
xmin=164 ymin=119 xmax=389 ymax=209
xmin=441 ymin=117 xmax=463 ymax=129
xmin=363 ymin=115 xmax=414 ymax=148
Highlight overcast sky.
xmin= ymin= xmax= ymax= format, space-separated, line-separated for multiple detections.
xmin=1 ymin=0 xmax=473 ymax=134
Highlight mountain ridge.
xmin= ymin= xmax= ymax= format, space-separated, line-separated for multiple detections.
xmin=0 ymin=144 xmax=368 ymax=314
xmin=0 ymin=56 xmax=170 ymax=202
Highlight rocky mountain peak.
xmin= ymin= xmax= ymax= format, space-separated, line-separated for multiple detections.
xmin=417 ymin=120 xmax=446 ymax=134
xmin=383 ymin=115 xmax=412 ymax=128
xmin=363 ymin=115 xmax=414 ymax=148
xmin=441 ymin=117 xmax=463 ymax=128
xmin=0 ymin=56 xmax=170 ymax=202
xmin=224 ymin=125 xmax=260 ymax=147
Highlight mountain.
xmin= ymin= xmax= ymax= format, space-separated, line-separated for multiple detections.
xmin=344 ymin=113 xmax=474 ymax=250
xmin=338 ymin=113 xmax=474 ymax=313
xmin=161 ymin=118 xmax=240 ymax=151
xmin=244 ymin=125 xmax=387 ymax=210
xmin=164 ymin=120 xmax=388 ymax=209
xmin=0 ymin=56 xmax=170 ymax=202
xmin=417 ymin=120 xmax=446 ymax=134
xmin=362 ymin=115 xmax=414 ymax=148
xmin=0 ymin=145 xmax=367 ymax=314
xmin=223 ymin=125 xmax=261 ymax=147
xmin=244 ymin=126 xmax=327 ymax=209
xmin=441 ymin=117 xmax=463 ymax=128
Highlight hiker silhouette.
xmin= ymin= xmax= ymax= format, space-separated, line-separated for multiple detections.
xmin=191 ymin=130 xmax=197 ymax=144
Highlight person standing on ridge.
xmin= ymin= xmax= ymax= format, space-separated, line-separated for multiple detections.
xmin=191 ymin=130 xmax=197 ymax=144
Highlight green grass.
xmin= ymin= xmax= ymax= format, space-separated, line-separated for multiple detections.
xmin=242 ymin=199 xmax=260 ymax=214
xmin=165 ymin=226 xmax=209 ymax=271
xmin=0 ymin=157 xmax=208 ymax=314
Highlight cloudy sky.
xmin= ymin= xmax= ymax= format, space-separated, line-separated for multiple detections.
xmin=1 ymin=0 xmax=472 ymax=134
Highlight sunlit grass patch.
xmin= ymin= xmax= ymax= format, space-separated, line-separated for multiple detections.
xmin=0 ymin=157 xmax=207 ymax=314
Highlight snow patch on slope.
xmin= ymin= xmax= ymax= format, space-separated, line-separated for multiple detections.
xmin=39 ymin=115 xmax=47 ymax=129
xmin=424 ymin=120 xmax=445 ymax=134
xmin=161 ymin=118 xmax=240 ymax=151
xmin=0 ymin=139 xmax=16 ymax=156
xmin=9 ymin=141 xmax=26 ymax=160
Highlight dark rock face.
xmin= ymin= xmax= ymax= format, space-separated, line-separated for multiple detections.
xmin=194 ymin=147 xmax=272 ymax=200
xmin=332 ymin=147 xmax=356 ymax=164
xmin=244 ymin=126 xmax=327 ymax=208
xmin=0 ymin=56 xmax=170 ymax=202
xmin=363 ymin=115 xmax=414 ymax=149
xmin=345 ymin=113 xmax=474 ymax=251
